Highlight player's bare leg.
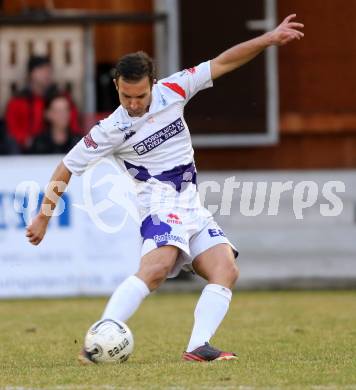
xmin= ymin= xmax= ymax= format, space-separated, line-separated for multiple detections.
xmin=101 ymin=245 xmax=178 ymax=322
xmin=192 ymin=244 xmax=239 ymax=289
xmin=183 ymin=243 xmax=239 ymax=361
xmin=136 ymin=245 xmax=179 ymax=290
xmin=79 ymin=245 xmax=179 ymax=364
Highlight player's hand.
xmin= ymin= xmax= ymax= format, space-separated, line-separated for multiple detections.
xmin=267 ymin=14 xmax=304 ymax=46
xmin=26 ymin=214 xmax=49 ymax=246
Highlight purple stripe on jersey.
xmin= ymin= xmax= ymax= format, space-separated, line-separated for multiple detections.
xmin=124 ymin=160 xmax=197 ymax=192
xmin=124 ymin=161 xmax=152 ymax=182
xmin=155 ymin=162 xmax=197 ymax=192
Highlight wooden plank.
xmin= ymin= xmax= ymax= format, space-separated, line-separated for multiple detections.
xmin=194 ymin=134 xmax=356 ymax=170
xmin=280 ymin=113 xmax=356 ymax=134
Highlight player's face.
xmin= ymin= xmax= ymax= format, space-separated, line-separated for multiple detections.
xmin=115 ymin=76 xmax=152 ymax=117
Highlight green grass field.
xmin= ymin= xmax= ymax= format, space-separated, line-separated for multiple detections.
xmin=0 ymin=291 xmax=355 ymax=390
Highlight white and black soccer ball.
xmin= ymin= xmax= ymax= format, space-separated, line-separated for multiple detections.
xmin=84 ymin=319 xmax=134 ymax=363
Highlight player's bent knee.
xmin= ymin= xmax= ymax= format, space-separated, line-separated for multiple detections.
xmin=223 ymin=262 xmax=239 ymax=284
xmin=231 ymin=263 xmax=240 ymax=284
xmin=150 ymin=264 xmax=171 ymax=289
xmin=137 ymin=263 xmax=171 ymax=291
xmin=216 ymin=261 xmax=239 ymax=288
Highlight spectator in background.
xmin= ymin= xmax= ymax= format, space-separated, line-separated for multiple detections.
xmin=5 ymin=55 xmax=81 ymax=153
xmin=30 ymin=93 xmax=81 ymax=154
xmin=0 ymin=119 xmax=19 ymax=155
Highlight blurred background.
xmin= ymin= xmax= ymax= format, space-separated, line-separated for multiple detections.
xmin=0 ymin=0 xmax=355 ymax=298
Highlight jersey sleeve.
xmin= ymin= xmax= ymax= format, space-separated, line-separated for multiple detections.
xmin=63 ymin=114 xmax=123 ymax=176
xmin=160 ymin=61 xmax=213 ymax=103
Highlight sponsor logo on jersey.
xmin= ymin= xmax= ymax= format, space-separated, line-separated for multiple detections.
xmin=187 ymin=67 xmax=196 ymax=74
xmin=116 ymin=121 xmax=132 ymax=131
xmin=153 ymin=232 xmax=187 ymax=245
xmin=115 ymin=121 xmax=135 ymax=141
xmin=84 ymin=133 xmax=98 ymax=149
xmin=208 ymin=228 xmax=226 ymax=238
xmin=123 ymin=130 xmax=136 ymax=141
xmin=167 ymin=213 xmax=182 ymax=225
xmin=133 ymin=118 xmax=185 ymax=155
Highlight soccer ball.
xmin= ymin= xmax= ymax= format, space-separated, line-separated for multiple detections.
xmin=84 ymin=319 xmax=134 ymax=363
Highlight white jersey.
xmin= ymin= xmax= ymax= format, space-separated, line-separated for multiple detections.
xmin=63 ymin=61 xmax=238 ymax=270
xmin=63 ymin=61 xmax=213 ymax=218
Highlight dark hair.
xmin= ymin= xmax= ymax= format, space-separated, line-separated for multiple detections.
xmin=44 ymin=92 xmax=70 ymax=111
xmin=114 ymin=51 xmax=155 ymax=85
xmin=27 ymin=55 xmax=51 ymax=73
xmin=43 ymin=92 xmax=72 ymax=134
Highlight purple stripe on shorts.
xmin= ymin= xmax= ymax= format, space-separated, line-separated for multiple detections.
xmin=140 ymin=214 xmax=172 ymax=247
xmin=140 ymin=214 xmax=187 ymax=247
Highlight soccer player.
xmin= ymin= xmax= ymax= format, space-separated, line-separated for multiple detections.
xmin=26 ymin=14 xmax=303 ymax=362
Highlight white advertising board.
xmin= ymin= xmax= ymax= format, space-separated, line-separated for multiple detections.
xmin=0 ymin=155 xmax=142 ymax=298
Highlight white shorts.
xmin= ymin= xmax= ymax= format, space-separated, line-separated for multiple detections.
xmin=140 ymin=207 xmax=238 ymax=278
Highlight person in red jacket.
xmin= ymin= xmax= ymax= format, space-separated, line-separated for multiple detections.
xmin=29 ymin=93 xmax=81 ymax=155
xmin=5 ymin=55 xmax=81 ymax=153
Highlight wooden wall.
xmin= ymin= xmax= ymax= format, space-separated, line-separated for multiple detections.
xmin=2 ymin=0 xmax=154 ymax=63
xmin=196 ymin=0 xmax=356 ymax=170
xmin=3 ymin=0 xmax=356 ymax=169
xmin=279 ymin=0 xmax=356 ymax=134
xmin=191 ymin=0 xmax=356 ymax=169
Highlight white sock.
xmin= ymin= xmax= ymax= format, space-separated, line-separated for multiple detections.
xmin=101 ymin=275 xmax=150 ymax=322
xmin=186 ymin=283 xmax=232 ymax=352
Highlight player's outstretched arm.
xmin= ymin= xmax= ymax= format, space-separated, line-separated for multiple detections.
xmin=211 ymin=14 xmax=304 ymax=80
xmin=26 ymin=161 xmax=72 ymax=246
